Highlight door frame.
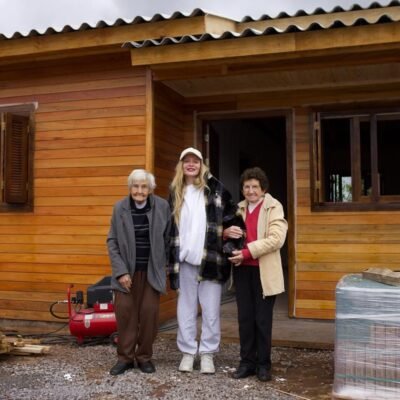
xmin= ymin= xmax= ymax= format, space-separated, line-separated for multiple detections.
xmin=196 ymin=109 xmax=296 ymax=317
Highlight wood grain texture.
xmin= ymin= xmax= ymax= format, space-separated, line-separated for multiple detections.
xmin=3 ymin=22 xmax=400 ymax=325
xmin=0 ymin=55 xmax=176 ymax=323
xmin=153 ymin=82 xmax=185 ymax=198
xmin=180 ymin=83 xmax=400 ymax=322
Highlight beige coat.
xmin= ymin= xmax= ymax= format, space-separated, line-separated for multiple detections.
xmin=238 ymin=193 xmax=288 ymax=297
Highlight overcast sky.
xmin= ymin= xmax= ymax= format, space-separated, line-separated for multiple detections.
xmin=0 ymin=0 xmax=390 ymax=37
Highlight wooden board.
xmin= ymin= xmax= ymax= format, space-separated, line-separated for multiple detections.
xmin=0 ymin=55 xmax=151 ymax=322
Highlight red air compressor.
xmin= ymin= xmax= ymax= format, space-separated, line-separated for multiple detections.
xmin=67 ymin=277 xmax=118 ymax=344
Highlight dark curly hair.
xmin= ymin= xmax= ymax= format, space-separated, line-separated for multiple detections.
xmin=240 ymin=167 xmax=269 ymax=192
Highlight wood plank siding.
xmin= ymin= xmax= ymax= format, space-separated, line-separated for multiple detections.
xmin=294 ymin=107 xmax=400 ymax=319
xmin=2 ymin=8 xmax=400 ymax=326
xmin=151 ymin=82 xmax=186 ymax=321
xmin=0 ymin=54 xmax=173 ymax=324
xmin=153 ymin=83 xmax=185 ymax=198
xmin=175 ymin=59 xmax=400 ymax=318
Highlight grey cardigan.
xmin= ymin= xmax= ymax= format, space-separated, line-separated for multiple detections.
xmin=107 ymin=194 xmax=171 ymax=294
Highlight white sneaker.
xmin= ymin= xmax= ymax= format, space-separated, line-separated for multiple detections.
xmin=200 ymin=353 xmax=215 ymax=374
xmin=178 ymin=353 xmax=194 ymax=372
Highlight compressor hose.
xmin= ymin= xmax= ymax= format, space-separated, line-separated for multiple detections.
xmin=49 ymin=301 xmax=70 ymax=319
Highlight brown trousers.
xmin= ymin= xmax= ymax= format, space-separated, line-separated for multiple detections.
xmin=114 ymin=271 xmax=160 ymax=364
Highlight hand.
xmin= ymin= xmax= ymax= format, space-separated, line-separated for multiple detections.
xmin=118 ymin=274 xmax=132 ymax=291
xmin=223 ymin=225 xmax=244 ymax=239
xmin=228 ymin=250 xmax=244 ymax=266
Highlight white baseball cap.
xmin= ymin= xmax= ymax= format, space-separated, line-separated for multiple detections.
xmin=179 ymin=147 xmax=203 ymax=161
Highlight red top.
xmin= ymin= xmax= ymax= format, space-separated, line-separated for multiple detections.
xmin=241 ymin=201 xmax=263 ymax=266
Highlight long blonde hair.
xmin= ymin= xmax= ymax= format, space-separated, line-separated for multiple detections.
xmin=170 ymin=160 xmax=209 ymax=225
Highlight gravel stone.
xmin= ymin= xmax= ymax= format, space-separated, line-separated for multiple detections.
xmin=0 ymin=336 xmax=333 ymax=400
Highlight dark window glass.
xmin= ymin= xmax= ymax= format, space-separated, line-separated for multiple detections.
xmin=321 ymin=118 xmax=352 ymax=202
xmin=377 ymin=118 xmax=400 ymax=196
xmin=314 ymin=110 xmax=400 ymax=210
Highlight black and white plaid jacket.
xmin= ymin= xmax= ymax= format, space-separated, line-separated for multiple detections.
xmin=168 ymin=175 xmax=237 ymax=290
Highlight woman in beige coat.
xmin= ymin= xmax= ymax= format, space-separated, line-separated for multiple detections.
xmin=226 ymin=167 xmax=287 ymax=382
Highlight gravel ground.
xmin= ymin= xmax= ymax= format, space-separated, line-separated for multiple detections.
xmin=0 ymin=335 xmax=333 ymax=400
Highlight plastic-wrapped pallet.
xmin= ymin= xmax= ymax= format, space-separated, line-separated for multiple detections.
xmin=333 ymin=274 xmax=400 ymax=399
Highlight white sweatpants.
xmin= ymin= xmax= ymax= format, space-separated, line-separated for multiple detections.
xmin=177 ymin=262 xmax=222 ymax=355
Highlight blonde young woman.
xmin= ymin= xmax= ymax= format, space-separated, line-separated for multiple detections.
xmin=168 ymin=147 xmax=237 ymax=374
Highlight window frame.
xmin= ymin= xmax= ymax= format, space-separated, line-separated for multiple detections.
xmin=311 ymin=107 xmax=400 ymax=212
xmin=0 ymin=104 xmax=35 ymax=213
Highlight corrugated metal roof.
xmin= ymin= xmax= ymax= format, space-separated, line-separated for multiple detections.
xmin=1 ymin=2 xmax=399 ymax=42
xmin=240 ymin=0 xmax=398 ymax=21
xmin=123 ymin=17 xmax=398 ymax=49
xmin=0 ymin=8 xmax=207 ymax=40
xmin=123 ymin=2 xmax=400 ymax=49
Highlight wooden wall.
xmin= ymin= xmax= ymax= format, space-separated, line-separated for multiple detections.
xmin=294 ymin=108 xmax=400 ymax=319
xmin=152 ymin=82 xmax=186 ymax=321
xmin=153 ymin=83 xmax=185 ymax=198
xmin=0 ymin=53 xmax=158 ymax=323
xmin=3 ymin=49 xmax=399 ymax=324
xmin=181 ymin=77 xmax=400 ymax=320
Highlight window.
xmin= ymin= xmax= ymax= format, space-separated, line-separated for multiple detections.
xmin=0 ymin=109 xmax=33 ymax=211
xmin=312 ymin=109 xmax=400 ymax=210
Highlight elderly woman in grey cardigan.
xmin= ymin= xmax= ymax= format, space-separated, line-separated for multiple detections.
xmin=107 ymin=169 xmax=171 ymax=376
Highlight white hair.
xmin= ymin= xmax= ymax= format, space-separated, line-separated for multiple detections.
xmin=127 ymin=169 xmax=156 ymax=190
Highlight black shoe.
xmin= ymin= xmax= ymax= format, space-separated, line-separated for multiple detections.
xmin=232 ymin=365 xmax=256 ymax=379
xmin=257 ymin=366 xmax=272 ymax=382
xmin=138 ymin=361 xmax=156 ymax=374
xmin=109 ymin=361 xmax=134 ymax=376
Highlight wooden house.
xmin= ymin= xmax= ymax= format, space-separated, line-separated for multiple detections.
xmin=0 ymin=2 xmax=400 ymax=327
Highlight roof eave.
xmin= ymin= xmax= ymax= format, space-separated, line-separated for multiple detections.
xmin=0 ymin=13 xmax=235 ymax=65
xmin=128 ymin=21 xmax=400 ymax=67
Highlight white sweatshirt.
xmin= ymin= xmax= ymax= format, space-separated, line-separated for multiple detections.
xmin=179 ymin=184 xmax=206 ymax=266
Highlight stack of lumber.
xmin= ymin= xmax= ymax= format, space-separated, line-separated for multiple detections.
xmin=0 ymin=333 xmax=50 ymax=355
xmin=362 ymin=267 xmax=400 ymax=286
xmin=332 ymin=274 xmax=400 ymax=400
xmin=0 ymin=334 xmax=11 ymax=354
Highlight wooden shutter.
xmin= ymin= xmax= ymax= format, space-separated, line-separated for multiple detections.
xmin=4 ymin=113 xmax=30 ymax=204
